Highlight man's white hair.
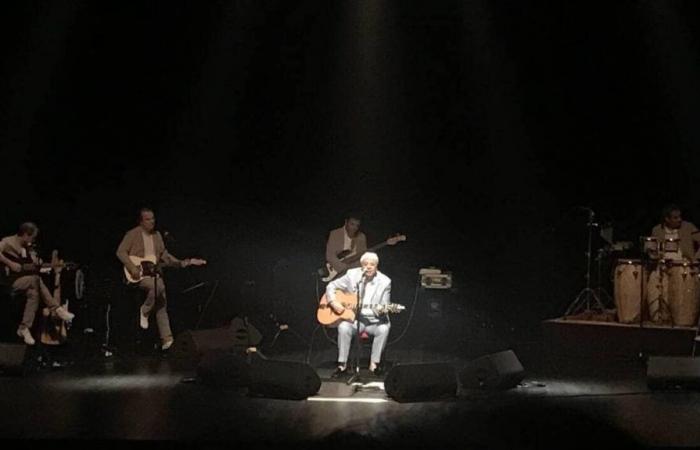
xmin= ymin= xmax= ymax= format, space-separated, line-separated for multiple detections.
xmin=360 ymin=252 xmax=379 ymax=264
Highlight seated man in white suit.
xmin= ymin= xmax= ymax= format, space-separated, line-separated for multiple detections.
xmin=325 ymin=251 xmax=391 ymax=377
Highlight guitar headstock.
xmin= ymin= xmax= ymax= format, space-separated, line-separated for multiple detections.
xmin=50 ymin=249 xmax=64 ymax=271
xmin=386 ymin=234 xmax=407 ymax=246
xmin=377 ymin=303 xmax=405 ymax=313
xmin=188 ymin=258 xmax=207 ymax=267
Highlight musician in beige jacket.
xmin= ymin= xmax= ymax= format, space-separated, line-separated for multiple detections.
xmin=325 ymin=214 xmax=367 ymax=275
xmin=649 ymin=204 xmax=700 ymax=261
xmin=0 ymin=222 xmax=74 ymax=345
xmin=116 ymin=208 xmax=200 ymax=350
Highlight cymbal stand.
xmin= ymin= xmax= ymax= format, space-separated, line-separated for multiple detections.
xmin=595 ymin=247 xmax=614 ymax=307
xmin=564 ymin=208 xmax=607 ymax=316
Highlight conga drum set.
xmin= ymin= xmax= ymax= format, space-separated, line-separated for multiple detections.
xmin=613 ymin=237 xmax=700 ymax=326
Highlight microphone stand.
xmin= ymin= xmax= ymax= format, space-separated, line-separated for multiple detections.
xmin=346 ymin=273 xmax=365 ymax=386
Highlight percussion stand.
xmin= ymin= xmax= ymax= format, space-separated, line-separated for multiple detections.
xmin=655 ymin=260 xmax=675 ymax=327
xmin=595 ymin=247 xmax=614 ymax=307
xmin=641 ymin=236 xmax=676 ymax=326
xmin=564 ymin=208 xmax=607 ymax=316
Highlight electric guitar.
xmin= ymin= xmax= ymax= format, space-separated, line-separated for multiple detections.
xmin=317 ymin=289 xmax=405 ymax=327
xmin=318 ymin=234 xmax=406 ymax=282
xmin=123 ymin=255 xmax=207 ymax=284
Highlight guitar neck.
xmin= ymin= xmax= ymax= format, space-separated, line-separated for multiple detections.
xmin=341 ymin=241 xmax=390 ymax=264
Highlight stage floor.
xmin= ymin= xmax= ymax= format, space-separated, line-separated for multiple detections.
xmin=1 ymin=342 xmax=699 ymax=449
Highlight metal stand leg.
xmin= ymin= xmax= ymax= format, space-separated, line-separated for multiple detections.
xmin=564 ymin=208 xmax=607 ymax=317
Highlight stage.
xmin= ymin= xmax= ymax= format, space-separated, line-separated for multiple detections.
xmin=543 ymin=317 xmax=699 ymax=359
xmin=1 ymin=334 xmax=700 ymax=449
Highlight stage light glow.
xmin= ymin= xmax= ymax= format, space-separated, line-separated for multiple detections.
xmin=308 ymin=397 xmax=389 ymax=403
xmin=46 ymin=374 xmax=182 ymax=391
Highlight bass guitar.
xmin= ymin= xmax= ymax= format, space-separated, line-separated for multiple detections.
xmin=317 ymin=289 xmax=405 ymax=327
xmin=318 ymin=234 xmax=406 ymax=282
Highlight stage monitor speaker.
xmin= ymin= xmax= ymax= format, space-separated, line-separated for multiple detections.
xmin=0 ymin=343 xmax=27 ymax=376
xmin=172 ymin=317 xmax=262 ymax=359
xmin=384 ymin=362 xmax=458 ymax=402
xmin=647 ymin=356 xmax=700 ymax=390
xmin=247 ymin=358 xmax=321 ymax=400
xmin=459 ymin=350 xmax=525 ymax=390
xmin=196 ymin=348 xmax=250 ymax=388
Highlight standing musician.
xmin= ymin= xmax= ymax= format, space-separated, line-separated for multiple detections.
xmin=0 ymin=222 xmax=74 ymax=346
xmin=325 ymin=251 xmax=391 ymax=377
xmin=325 ymin=212 xmax=367 ymax=277
xmin=116 ymin=207 xmax=206 ymax=350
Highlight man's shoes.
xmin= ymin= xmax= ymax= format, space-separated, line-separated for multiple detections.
xmin=161 ymin=339 xmax=174 ymax=350
xmin=369 ymin=362 xmax=385 ymax=377
xmin=54 ymin=306 xmax=75 ymax=322
xmin=139 ymin=309 xmax=149 ymax=329
xmin=17 ymin=328 xmax=35 ymax=346
xmin=369 ymin=366 xmax=385 ymax=377
xmin=331 ymin=366 xmax=348 ymax=379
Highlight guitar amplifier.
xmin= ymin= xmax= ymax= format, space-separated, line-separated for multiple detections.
xmin=419 ymin=268 xmax=452 ymax=289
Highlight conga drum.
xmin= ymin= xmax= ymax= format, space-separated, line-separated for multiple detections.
xmin=646 ymin=261 xmax=672 ymax=324
xmin=666 ymin=261 xmax=700 ymax=327
xmin=614 ymin=259 xmax=646 ymax=323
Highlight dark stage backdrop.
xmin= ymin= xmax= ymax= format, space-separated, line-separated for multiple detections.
xmin=2 ymin=1 xmax=700 ymax=344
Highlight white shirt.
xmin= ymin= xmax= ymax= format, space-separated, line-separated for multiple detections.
xmin=360 ymin=276 xmax=380 ymax=316
xmin=142 ymin=232 xmax=156 ymax=260
xmin=343 ymin=228 xmax=353 ymax=254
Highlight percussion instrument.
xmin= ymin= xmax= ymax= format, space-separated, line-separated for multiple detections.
xmin=613 ymin=259 xmax=646 ymax=323
xmin=641 ymin=237 xmax=660 ymax=260
xmin=665 ymin=261 xmax=700 ymax=326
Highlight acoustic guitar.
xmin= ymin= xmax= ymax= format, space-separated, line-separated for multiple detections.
xmin=317 ymin=289 xmax=405 ymax=327
xmin=2 ymin=250 xmax=77 ymax=280
xmin=318 ymin=234 xmax=406 ymax=282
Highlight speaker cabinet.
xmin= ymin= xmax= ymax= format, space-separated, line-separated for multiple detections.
xmin=459 ymin=350 xmax=525 ymax=390
xmin=384 ymin=362 xmax=458 ymax=402
xmin=196 ymin=349 xmax=250 ymax=388
xmin=647 ymin=356 xmax=700 ymax=390
xmin=172 ymin=317 xmax=262 ymax=359
xmin=0 ymin=343 xmax=27 ymax=376
xmin=247 ymin=358 xmax=321 ymax=400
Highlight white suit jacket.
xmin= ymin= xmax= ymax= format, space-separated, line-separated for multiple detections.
xmin=326 ymin=267 xmax=391 ymax=323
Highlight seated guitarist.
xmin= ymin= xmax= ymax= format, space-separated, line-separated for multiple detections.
xmin=326 ymin=251 xmax=391 ymax=378
xmin=325 ymin=212 xmax=367 ymax=277
xmin=0 ymin=222 xmax=74 ymax=345
xmin=116 ymin=207 xmax=205 ymax=351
